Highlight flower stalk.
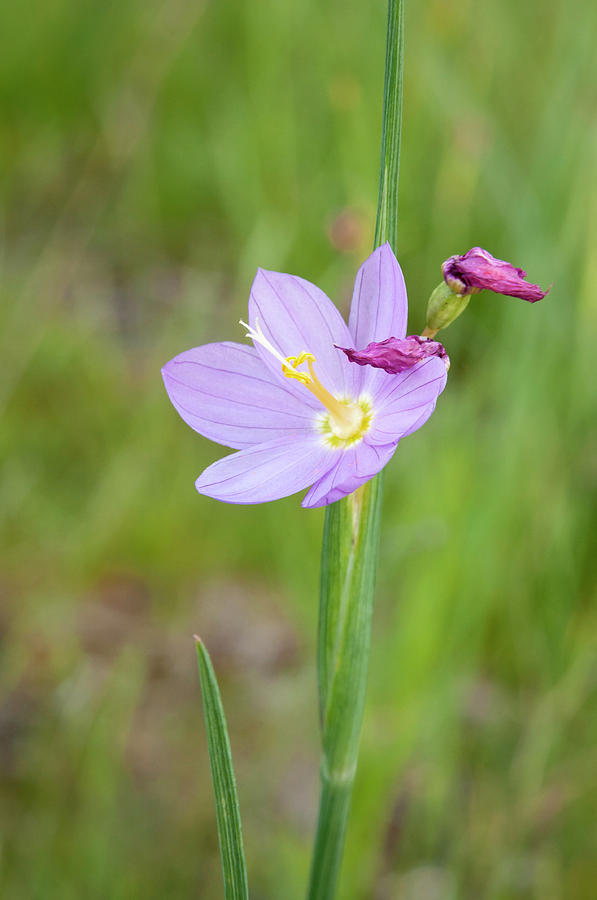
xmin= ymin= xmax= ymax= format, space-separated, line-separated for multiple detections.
xmin=307 ymin=478 xmax=384 ymax=899
xmin=307 ymin=1 xmax=404 ymax=897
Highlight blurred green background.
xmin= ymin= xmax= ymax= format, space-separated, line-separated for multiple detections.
xmin=1 ymin=0 xmax=596 ymax=897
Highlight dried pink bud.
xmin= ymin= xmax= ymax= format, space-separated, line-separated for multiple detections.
xmin=336 ymin=335 xmax=448 ymax=375
xmin=442 ymin=247 xmax=548 ymax=302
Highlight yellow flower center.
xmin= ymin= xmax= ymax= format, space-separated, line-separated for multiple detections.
xmin=241 ymin=319 xmax=371 ymax=444
xmin=317 ymin=397 xmax=373 ymax=448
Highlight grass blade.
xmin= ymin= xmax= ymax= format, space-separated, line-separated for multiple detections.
xmin=194 ymin=637 xmax=249 ymax=900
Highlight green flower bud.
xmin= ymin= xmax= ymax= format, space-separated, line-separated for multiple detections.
xmin=423 ymin=281 xmax=471 ymax=337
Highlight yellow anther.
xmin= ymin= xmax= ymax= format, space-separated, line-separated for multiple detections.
xmin=282 ymin=367 xmax=311 ymax=385
xmin=282 ymin=351 xmax=315 ymax=385
xmin=290 ymin=352 xmax=316 ymax=366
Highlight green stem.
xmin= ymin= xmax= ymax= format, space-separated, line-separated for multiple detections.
xmin=307 ymin=2 xmax=404 ymax=897
xmin=374 ymin=0 xmax=404 ymax=253
xmin=308 ymin=478 xmax=384 ymax=899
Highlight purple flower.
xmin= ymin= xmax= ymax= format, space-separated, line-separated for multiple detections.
xmin=162 ymin=243 xmax=448 ymax=508
xmin=337 ymin=335 xmax=448 ymax=375
xmin=442 ymin=247 xmax=549 ymax=302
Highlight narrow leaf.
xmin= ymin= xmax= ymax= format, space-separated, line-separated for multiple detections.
xmin=195 ymin=637 xmax=249 ymax=900
xmin=375 ymin=0 xmax=405 ymax=251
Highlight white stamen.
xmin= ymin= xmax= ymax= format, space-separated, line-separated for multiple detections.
xmin=239 ymin=318 xmax=291 ymax=369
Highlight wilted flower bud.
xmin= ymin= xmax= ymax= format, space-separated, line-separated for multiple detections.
xmin=337 ymin=335 xmax=448 ymax=375
xmin=442 ymin=246 xmax=549 ymax=302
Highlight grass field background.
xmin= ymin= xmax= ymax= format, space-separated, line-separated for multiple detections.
xmin=1 ymin=0 xmax=597 ymax=897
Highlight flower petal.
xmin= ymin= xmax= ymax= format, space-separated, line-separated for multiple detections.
xmin=399 ymin=402 xmax=441 ymax=439
xmin=348 ymin=243 xmax=408 ymax=346
xmin=301 ymin=441 xmax=397 ymax=508
xmin=195 ymin=436 xmax=336 ymax=504
xmin=348 ymin=243 xmax=409 ymax=396
xmin=367 ymin=357 xmax=448 ymax=444
xmin=162 ymin=342 xmax=316 ymax=450
xmin=248 ymin=268 xmax=357 ymax=400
